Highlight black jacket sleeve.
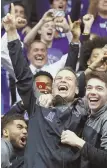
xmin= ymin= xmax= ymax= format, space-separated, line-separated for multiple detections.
xmin=70 ymin=0 xmax=81 ymax=22
xmin=77 ymin=72 xmax=86 ymax=98
xmin=81 ymin=142 xmax=107 ymax=167
xmin=65 ymin=43 xmax=79 ymax=71
xmin=8 ymin=39 xmax=36 ymax=116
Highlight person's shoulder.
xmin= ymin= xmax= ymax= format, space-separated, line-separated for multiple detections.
xmin=1 ymin=138 xmax=9 ymax=152
xmin=101 ymin=106 xmax=107 ymax=123
xmin=74 ymin=98 xmax=89 ymax=116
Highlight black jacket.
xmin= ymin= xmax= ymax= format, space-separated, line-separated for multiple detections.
xmin=8 ymin=39 xmax=88 ymax=168
xmin=80 ymin=142 xmax=107 ymax=168
xmin=81 ymin=105 xmax=107 ymax=168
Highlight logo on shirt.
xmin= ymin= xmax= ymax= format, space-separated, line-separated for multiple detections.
xmin=100 ymin=22 xmax=107 ymax=29
xmin=45 ymin=112 xmax=55 ymax=122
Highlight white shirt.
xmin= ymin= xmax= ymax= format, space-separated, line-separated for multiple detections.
xmin=29 ymin=53 xmax=67 ymax=78
xmin=1 ymin=33 xmax=68 ymax=78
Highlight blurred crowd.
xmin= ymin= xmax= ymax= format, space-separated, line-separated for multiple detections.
xmin=1 ymin=0 xmax=107 ymax=168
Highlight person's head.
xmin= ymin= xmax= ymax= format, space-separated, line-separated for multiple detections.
xmin=2 ymin=113 xmax=27 ymax=149
xmin=33 ymin=71 xmax=53 ymax=94
xmin=28 ymin=40 xmax=48 ymax=68
xmin=38 ymin=19 xmax=56 ymax=44
xmin=50 ymin=0 xmax=67 ymax=11
xmin=52 ymin=67 xmax=79 ymax=103
xmin=98 ymin=0 xmax=107 ymax=17
xmin=9 ymin=1 xmax=26 ymax=19
xmin=79 ymin=37 xmax=107 ymax=71
xmin=88 ymin=0 xmax=107 ymax=18
xmin=86 ymin=72 xmax=107 ymax=113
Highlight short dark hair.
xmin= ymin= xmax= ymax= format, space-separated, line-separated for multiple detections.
xmin=1 ymin=113 xmax=26 ymax=136
xmin=9 ymin=1 xmax=27 ymax=18
xmin=79 ymin=37 xmax=107 ymax=70
xmin=86 ymin=71 xmax=107 ymax=87
xmin=33 ymin=70 xmax=53 ymax=81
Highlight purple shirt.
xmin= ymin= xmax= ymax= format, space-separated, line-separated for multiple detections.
xmin=47 ymin=48 xmax=63 ymax=64
xmin=47 ymin=36 xmax=69 ymax=64
xmin=91 ymin=15 xmax=107 ymax=37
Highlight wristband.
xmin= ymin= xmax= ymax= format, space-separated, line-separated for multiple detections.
xmin=88 ymin=66 xmax=94 ymax=71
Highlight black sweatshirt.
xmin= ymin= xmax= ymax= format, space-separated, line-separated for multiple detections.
xmin=81 ymin=143 xmax=107 ymax=168
xmin=8 ymin=39 xmax=88 ymax=168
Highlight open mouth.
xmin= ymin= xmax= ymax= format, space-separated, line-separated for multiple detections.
xmin=35 ymin=56 xmax=44 ymax=61
xmin=47 ymin=32 xmax=53 ymax=37
xmin=58 ymin=85 xmax=68 ymax=91
xmin=89 ymin=98 xmax=99 ymax=103
xmin=20 ymin=137 xmax=27 ymax=145
xmin=58 ymin=5 xmax=64 ymax=10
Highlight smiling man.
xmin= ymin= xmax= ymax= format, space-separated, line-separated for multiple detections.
xmin=61 ymin=71 xmax=107 ymax=168
xmin=86 ymin=73 xmax=107 ymax=112
xmin=52 ymin=67 xmax=78 ymax=102
xmin=28 ymin=40 xmax=48 ymax=69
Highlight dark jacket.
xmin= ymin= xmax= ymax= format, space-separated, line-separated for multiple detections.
xmin=81 ymin=105 xmax=107 ymax=168
xmin=8 ymin=39 xmax=88 ymax=168
xmin=80 ymin=142 xmax=107 ymax=168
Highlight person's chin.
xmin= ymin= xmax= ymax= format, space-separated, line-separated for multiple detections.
xmin=58 ymin=92 xmax=68 ymax=98
xmin=35 ymin=62 xmax=44 ymax=68
xmin=88 ymin=101 xmax=100 ymax=112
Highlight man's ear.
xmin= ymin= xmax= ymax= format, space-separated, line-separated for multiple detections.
xmin=87 ymin=59 xmax=91 ymax=66
xmin=38 ymin=29 xmax=41 ymax=35
xmin=75 ymin=87 xmax=79 ymax=95
xmin=3 ymin=128 xmax=9 ymax=138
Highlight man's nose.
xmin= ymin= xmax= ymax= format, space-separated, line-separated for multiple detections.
xmin=60 ymin=79 xmax=66 ymax=83
xmin=22 ymin=128 xmax=27 ymax=134
xmin=38 ymin=50 xmax=43 ymax=55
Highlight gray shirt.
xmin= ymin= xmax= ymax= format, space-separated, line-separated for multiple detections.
xmin=1 ymin=138 xmax=14 ymax=168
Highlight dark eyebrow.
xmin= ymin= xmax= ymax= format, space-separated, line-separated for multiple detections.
xmin=17 ymin=124 xmax=23 ymax=127
xmin=17 ymin=124 xmax=27 ymax=129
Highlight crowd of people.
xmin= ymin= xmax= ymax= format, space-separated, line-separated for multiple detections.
xmin=1 ymin=0 xmax=107 ymax=168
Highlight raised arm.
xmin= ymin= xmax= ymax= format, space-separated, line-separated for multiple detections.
xmin=65 ymin=18 xmax=81 ymax=71
xmin=2 ymin=3 xmax=35 ymax=115
xmin=24 ymin=9 xmax=54 ymax=46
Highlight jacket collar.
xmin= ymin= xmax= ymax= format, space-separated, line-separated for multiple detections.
xmin=90 ymin=104 xmax=107 ymax=118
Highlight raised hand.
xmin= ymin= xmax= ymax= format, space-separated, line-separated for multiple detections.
xmin=54 ymin=16 xmax=70 ymax=33
xmin=83 ymin=14 xmax=94 ymax=34
xmin=2 ymin=3 xmax=16 ymax=32
xmin=41 ymin=9 xmax=54 ymax=24
xmin=88 ymin=46 xmax=107 ymax=72
xmin=39 ymin=94 xmax=53 ymax=108
xmin=72 ymin=20 xmax=81 ymax=40
xmin=15 ymin=17 xmax=27 ymax=29
xmin=68 ymin=15 xmax=81 ymax=41
xmin=67 ymin=15 xmax=73 ymax=31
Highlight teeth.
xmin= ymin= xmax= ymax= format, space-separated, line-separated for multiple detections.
xmin=58 ymin=85 xmax=68 ymax=91
xmin=35 ymin=57 xmax=43 ymax=60
xmin=47 ymin=33 xmax=52 ymax=36
xmin=89 ymin=98 xmax=98 ymax=102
